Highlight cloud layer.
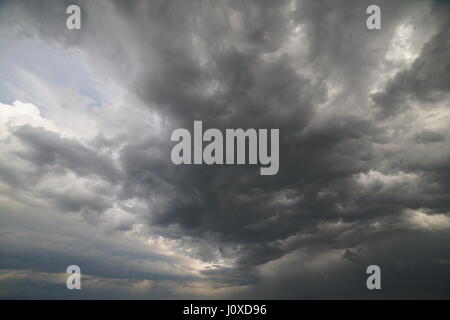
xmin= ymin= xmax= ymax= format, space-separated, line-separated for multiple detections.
xmin=0 ymin=0 xmax=449 ymax=298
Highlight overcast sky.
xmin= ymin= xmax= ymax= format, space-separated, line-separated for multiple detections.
xmin=0 ymin=0 xmax=450 ymax=299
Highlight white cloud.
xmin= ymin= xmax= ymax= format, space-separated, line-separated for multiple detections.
xmin=0 ymin=100 xmax=59 ymax=137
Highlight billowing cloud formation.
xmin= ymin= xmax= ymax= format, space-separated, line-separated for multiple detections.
xmin=0 ymin=0 xmax=449 ymax=298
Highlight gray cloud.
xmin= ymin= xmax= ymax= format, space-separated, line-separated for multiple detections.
xmin=0 ymin=0 xmax=450 ymax=298
xmin=373 ymin=1 xmax=450 ymax=118
xmin=13 ymin=125 xmax=120 ymax=182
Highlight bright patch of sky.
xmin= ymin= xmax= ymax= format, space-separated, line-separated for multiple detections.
xmin=0 ymin=36 xmax=102 ymax=108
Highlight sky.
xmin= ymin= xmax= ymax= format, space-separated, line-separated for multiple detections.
xmin=0 ymin=0 xmax=449 ymax=299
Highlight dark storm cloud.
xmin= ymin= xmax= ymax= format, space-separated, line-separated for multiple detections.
xmin=110 ymin=0 xmax=435 ymax=257
xmin=232 ymin=229 xmax=450 ymax=299
xmin=1 ymin=0 xmax=450 ymax=298
xmin=114 ymin=0 xmax=318 ymax=129
xmin=110 ymin=1 xmax=450 ymax=294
